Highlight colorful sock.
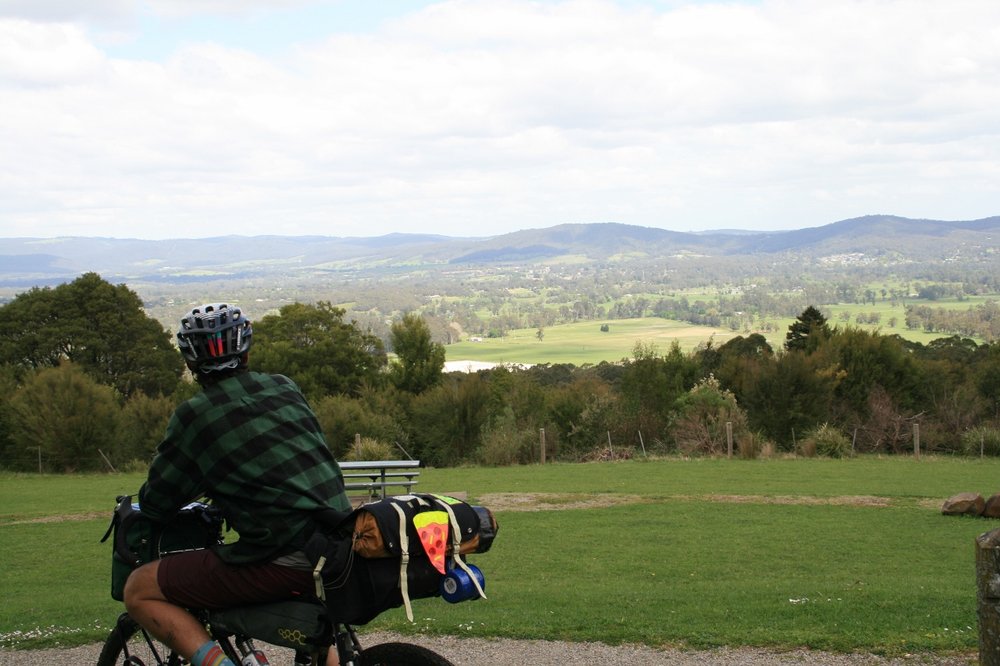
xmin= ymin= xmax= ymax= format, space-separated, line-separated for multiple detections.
xmin=191 ymin=640 xmax=235 ymax=666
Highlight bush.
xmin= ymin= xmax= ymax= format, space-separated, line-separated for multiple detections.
xmin=798 ymin=423 xmax=853 ymax=458
xmin=341 ymin=436 xmax=397 ymax=461
xmin=6 ymin=362 xmax=119 ymax=472
xmin=314 ymin=393 xmax=404 ymax=458
xmin=114 ymin=392 xmax=177 ymax=467
xmin=672 ymin=376 xmax=751 ymax=456
xmin=737 ymin=431 xmax=772 ymax=460
xmin=961 ymin=426 xmax=1000 ymax=457
xmin=121 ymin=458 xmax=152 ymax=474
xmin=478 ymin=406 xmax=535 ymax=466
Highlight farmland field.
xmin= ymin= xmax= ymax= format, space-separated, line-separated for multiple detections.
xmin=445 ymin=318 xmax=736 ymax=366
xmin=443 ymin=298 xmax=992 ymax=366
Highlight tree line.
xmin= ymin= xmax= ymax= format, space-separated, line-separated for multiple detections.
xmin=1 ymin=276 xmax=999 ymax=472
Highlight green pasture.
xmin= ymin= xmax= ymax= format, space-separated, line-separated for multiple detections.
xmin=446 ymin=293 xmax=996 ymax=367
xmin=446 ymin=318 xmax=738 ymax=366
xmin=1 ymin=457 xmax=998 ymax=658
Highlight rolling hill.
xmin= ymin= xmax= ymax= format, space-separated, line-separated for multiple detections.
xmin=0 ymin=215 xmax=997 ymax=287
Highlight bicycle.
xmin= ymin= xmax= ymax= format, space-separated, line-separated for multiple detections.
xmin=96 ymin=599 xmax=453 ymax=666
xmin=98 ymin=494 xmax=497 ymax=666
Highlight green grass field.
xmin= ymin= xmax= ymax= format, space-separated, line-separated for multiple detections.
xmin=446 ymin=318 xmax=740 ymax=366
xmin=445 ymin=293 xmax=996 ymax=367
xmin=2 ymin=457 xmax=998 ymax=658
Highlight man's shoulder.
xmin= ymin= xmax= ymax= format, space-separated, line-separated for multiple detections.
xmin=216 ymin=371 xmax=304 ymax=397
xmin=243 ymin=371 xmax=297 ymax=389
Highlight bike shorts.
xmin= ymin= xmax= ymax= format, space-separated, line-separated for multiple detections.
xmin=157 ymin=548 xmax=315 ymax=610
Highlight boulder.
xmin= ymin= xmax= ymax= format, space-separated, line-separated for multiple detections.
xmin=984 ymin=494 xmax=1000 ymax=519
xmin=942 ymin=492 xmax=985 ymax=516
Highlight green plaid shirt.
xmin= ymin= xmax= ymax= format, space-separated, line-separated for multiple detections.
xmin=138 ymin=371 xmax=350 ymax=564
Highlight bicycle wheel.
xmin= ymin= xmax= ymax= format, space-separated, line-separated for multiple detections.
xmin=359 ymin=641 xmax=455 ymax=666
xmin=96 ymin=613 xmax=183 ymax=666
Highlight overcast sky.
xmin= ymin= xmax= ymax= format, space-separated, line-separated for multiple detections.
xmin=2 ymin=0 xmax=998 ymax=240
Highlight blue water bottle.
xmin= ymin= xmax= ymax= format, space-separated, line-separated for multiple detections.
xmin=440 ymin=564 xmax=485 ymax=603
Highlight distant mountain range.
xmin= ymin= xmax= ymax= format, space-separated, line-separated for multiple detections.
xmin=1 ymin=215 xmax=997 ymax=287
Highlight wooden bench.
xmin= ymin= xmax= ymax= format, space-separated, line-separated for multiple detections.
xmin=340 ymin=460 xmax=420 ymax=506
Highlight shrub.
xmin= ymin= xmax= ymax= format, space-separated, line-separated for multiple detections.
xmin=737 ymin=431 xmax=772 ymax=460
xmin=121 ymin=458 xmax=152 ymax=474
xmin=7 ymin=362 xmax=119 ymax=472
xmin=672 ymin=376 xmax=751 ymax=456
xmin=798 ymin=423 xmax=853 ymax=458
xmin=341 ymin=436 xmax=396 ymax=462
xmin=114 ymin=392 xmax=177 ymax=466
xmin=961 ymin=426 xmax=1000 ymax=457
xmin=478 ymin=406 xmax=535 ymax=466
xmin=314 ymin=393 xmax=404 ymax=458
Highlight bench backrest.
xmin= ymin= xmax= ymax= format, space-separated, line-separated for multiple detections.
xmin=340 ymin=460 xmax=420 ymax=501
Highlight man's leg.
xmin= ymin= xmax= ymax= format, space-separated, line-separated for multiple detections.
xmin=123 ymin=561 xmax=220 ymax=660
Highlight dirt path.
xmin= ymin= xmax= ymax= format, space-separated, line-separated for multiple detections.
xmin=0 ymin=633 xmax=976 ymax=666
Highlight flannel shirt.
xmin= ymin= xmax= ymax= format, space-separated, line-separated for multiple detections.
xmin=138 ymin=371 xmax=350 ymax=564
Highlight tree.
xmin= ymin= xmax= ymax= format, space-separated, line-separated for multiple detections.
xmin=0 ymin=273 xmax=184 ymax=398
xmin=389 ymin=313 xmax=445 ymax=394
xmin=976 ymin=341 xmax=1000 ymax=418
xmin=313 ymin=392 xmax=406 ymax=458
xmin=6 ymin=362 xmax=119 ymax=472
xmin=251 ymin=302 xmax=387 ymax=400
xmin=821 ymin=327 xmax=927 ymax=420
xmin=784 ymin=306 xmax=830 ymax=352
xmin=407 ymin=373 xmax=491 ymax=465
xmin=620 ymin=342 xmax=698 ymax=419
xmin=114 ymin=391 xmax=178 ymax=467
xmin=738 ymin=351 xmax=840 ymax=449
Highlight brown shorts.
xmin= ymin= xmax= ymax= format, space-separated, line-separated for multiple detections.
xmin=157 ymin=549 xmax=314 ymax=610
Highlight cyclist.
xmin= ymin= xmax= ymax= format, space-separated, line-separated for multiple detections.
xmin=123 ymin=303 xmax=351 ymax=666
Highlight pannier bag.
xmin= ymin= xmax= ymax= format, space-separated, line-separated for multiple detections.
xmin=308 ymin=493 xmax=498 ymax=623
xmin=101 ymin=495 xmax=224 ymax=601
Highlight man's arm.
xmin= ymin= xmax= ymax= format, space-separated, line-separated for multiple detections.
xmin=137 ymin=410 xmax=206 ymax=522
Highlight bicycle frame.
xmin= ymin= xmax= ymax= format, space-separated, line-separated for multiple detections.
xmin=107 ymin=609 xmax=364 ymax=666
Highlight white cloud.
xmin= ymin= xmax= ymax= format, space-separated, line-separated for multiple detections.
xmin=1 ymin=0 xmax=999 ymax=239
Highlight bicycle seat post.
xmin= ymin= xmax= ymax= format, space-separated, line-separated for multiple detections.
xmin=233 ymin=636 xmax=267 ymax=666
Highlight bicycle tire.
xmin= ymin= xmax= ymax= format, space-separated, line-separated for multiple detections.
xmin=96 ymin=614 xmax=183 ymax=666
xmin=360 ymin=641 xmax=455 ymax=666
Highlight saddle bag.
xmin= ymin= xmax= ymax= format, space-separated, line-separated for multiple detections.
xmin=306 ymin=494 xmax=498 ymax=624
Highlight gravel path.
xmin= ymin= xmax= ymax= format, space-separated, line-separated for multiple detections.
xmin=0 ymin=633 xmax=976 ymax=666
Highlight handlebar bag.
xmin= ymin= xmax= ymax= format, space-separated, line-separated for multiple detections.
xmin=101 ymin=495 xmax=223 ymax=601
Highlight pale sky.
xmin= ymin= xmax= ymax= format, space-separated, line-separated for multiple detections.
xmin=2 ymin=0 xmax=998 ymax=240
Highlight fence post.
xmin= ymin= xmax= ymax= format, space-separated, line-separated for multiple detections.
xmin=539 ymin=428 xmax=546 ymax=464
xmin=913 ymin=422 xmax=920 ymax=458
xmin=977 ymin=528 xmax=1000 ymax=664
xmin=726 ymin=421 xmax=733 ymax=459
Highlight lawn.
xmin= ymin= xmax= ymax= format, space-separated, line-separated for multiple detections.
xmin=1 ymin=456 xmax=997 ymax=658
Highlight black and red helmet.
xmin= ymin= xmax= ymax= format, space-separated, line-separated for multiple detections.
xmin=176 ymin=303 xmax=252 ymax=371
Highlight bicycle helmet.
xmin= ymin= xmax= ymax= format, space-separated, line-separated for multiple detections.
xmin=176 ymin=303 xmax=252 ymax=372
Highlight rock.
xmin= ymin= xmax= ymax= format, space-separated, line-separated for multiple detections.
xmin=983 ymin=494 xmax=1000 ymax=519
xmin=942 ymin=492 xmax=985 ymax=516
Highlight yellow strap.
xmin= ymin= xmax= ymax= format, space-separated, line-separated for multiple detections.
xmin=312 ymin=555 xmax=327 ymax=602
xmin=390 ymin=503 xmax=414 ymax=622
xmin=432 ymin=496 xmax=486 ymax=600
